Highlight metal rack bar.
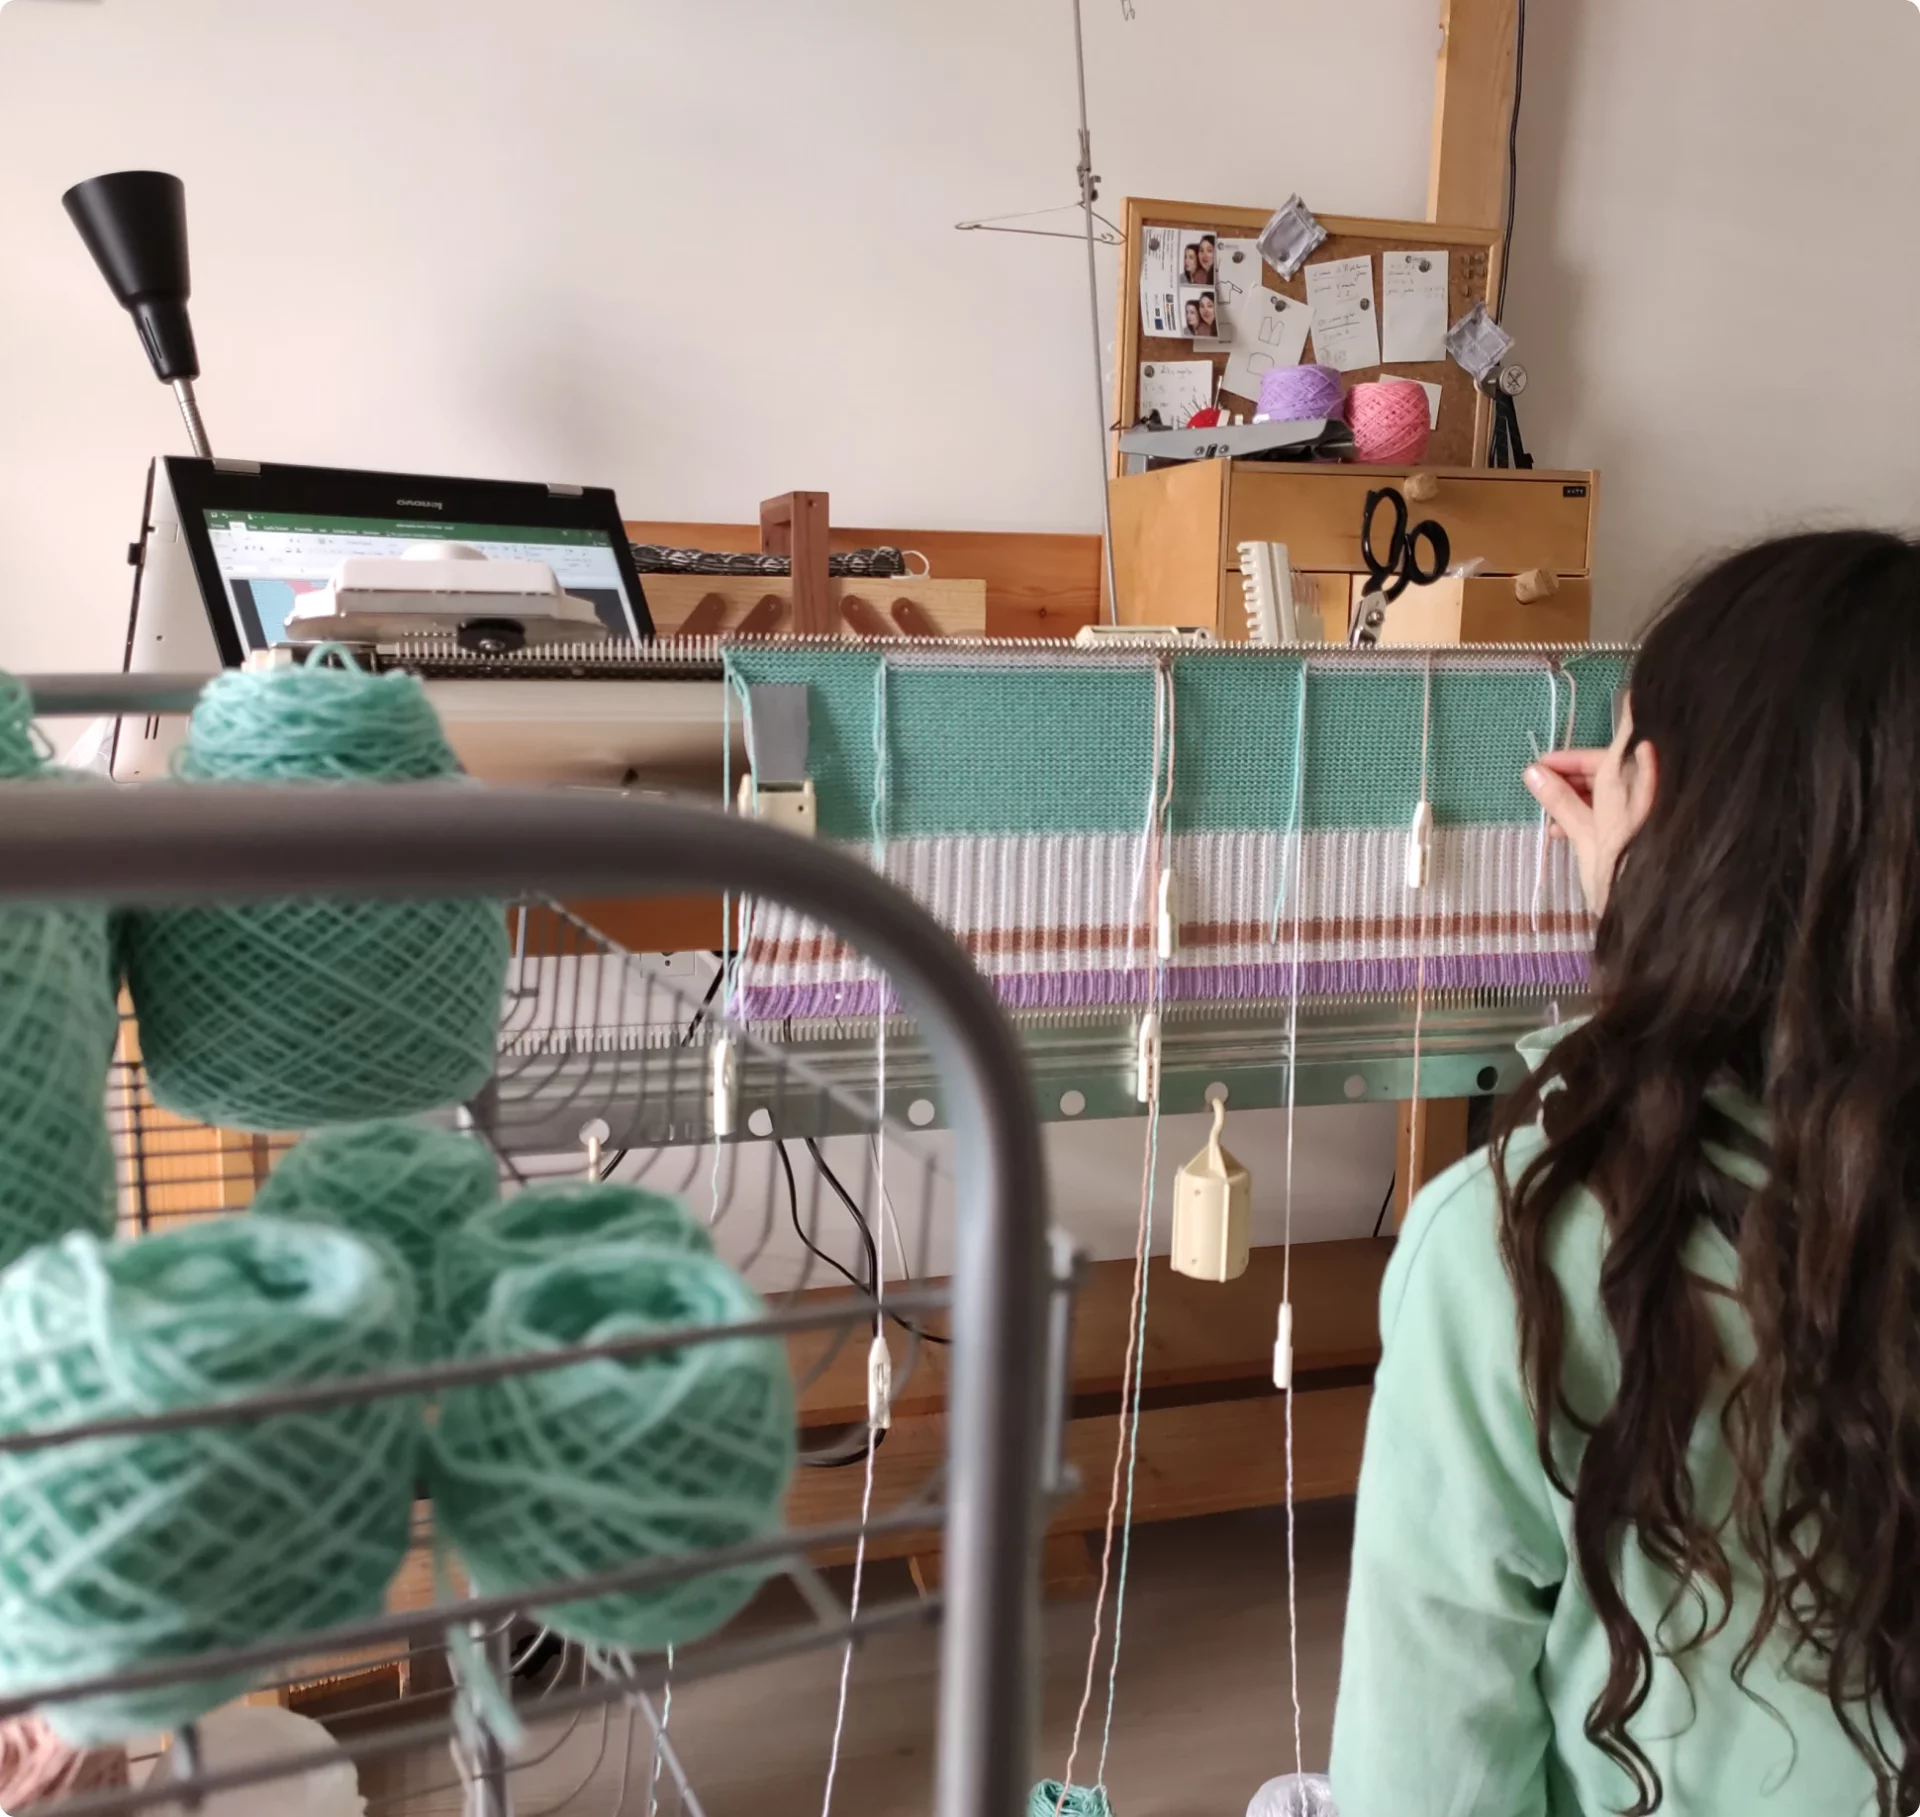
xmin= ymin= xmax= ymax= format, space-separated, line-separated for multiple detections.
xmin=0 ymin=1506 xmax=942 ymax=1728
xmin=0 ymin=784 xmax=1049 ymax=1817
xmin=0 ymin=1285 xmax=949 ymax=1455
xmin=43 ymin=1597 xmax=944 ymax=1817
xmin=479 ymin=998 xmax=1550 ymax=1150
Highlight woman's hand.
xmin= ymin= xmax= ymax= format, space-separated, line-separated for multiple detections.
xmin=1526 ymin=749 xmax=1609 ymax=911
xmin=1525 ymin=706 xmax=1658 ymax=918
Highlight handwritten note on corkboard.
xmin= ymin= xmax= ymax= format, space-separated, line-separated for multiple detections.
xmin=1115 ymin=197 xmax=1503 ymax=471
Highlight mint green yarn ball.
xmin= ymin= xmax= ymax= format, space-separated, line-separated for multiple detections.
xmin=1029 ymin=1784 xmax=1116 ymax=1817
xmin=439 ymin=1180 xmax=713 ymax=1345
xmin=0 ymin=677 xmax=117 ymax=1272
xmin=120 ymin=659 xmax=508 ymax=1131
xmin=429 ymin=1245 xmax=795 ymax=1653
xmin=0 ymin=1218 xmax=419 ymax=1744
xmin=253 ymin=1121 xmax=500 ymax=1358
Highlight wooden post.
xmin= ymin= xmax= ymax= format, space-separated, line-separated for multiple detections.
xmin=759 ymin=490 xmax=833 ymax=635
xmin=1393 ymin=1098 xmax=1473 ymax=1227
xmin=1419 ymin=0 xmax=1522 ymax=1207
xmin=1427 ymin=0 xmax=1521 ymax=230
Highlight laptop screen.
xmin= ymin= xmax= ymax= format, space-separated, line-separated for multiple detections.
xmin=200 ymin=508 xmax=646 ymax=649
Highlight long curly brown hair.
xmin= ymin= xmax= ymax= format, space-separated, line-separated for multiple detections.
xmin=1492 ymin=530 xmax=1920 ymax=1814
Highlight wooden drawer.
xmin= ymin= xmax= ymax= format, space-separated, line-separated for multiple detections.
xmin=1227 ymin=466 xmax=1595 ymax=577
xmin=1348 ymin=573 xmax=1592 ymax=645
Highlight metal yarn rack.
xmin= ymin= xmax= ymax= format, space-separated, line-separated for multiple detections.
xmin=0 ymin=763 xmax=1059 ymax=1817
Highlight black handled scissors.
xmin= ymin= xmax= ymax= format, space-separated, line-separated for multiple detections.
xmin=1350 ymin=487 xmax=1452 ymax=646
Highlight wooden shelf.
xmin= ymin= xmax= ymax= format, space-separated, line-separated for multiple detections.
xmin=786 ymin=1237 xmax=1389 ymax=1564
xmin=789 ymin=1237 xmax=1390 ymax=1430
xmin=790 ymin=1387 xmax=1373 ymax=1568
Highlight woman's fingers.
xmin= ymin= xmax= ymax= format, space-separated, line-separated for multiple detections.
xmin=1531 ymin=747 xmax=1602 ymax=806
xmin=1525 ymin=760 xmax=1606 ymax=911
xmin=1525 ymin=762 xmax=1592 ymax=836
xmin=1534 ymin=747 xmax=1603 ymax=775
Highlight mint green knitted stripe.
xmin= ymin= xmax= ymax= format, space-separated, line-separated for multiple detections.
xmin=722 ymin=649 xmax=1629 ymax=840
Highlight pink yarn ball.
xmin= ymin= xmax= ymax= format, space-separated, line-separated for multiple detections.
xmin=1346 ymin=380 xmax=1432 ymax=464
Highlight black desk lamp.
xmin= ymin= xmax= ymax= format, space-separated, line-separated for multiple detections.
xmin=62 ymin=170 xmax=212 ymax=457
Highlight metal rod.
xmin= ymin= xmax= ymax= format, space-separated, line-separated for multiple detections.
xmin=15 ymin=645 xmax=1638 ymax=722
xmin=1041 ymin=1231 xmax=1087 ymax=1499
xmin=0 ymin=787 xmax=1050 ymax=1817
xmin=460 ymin=1625 xmax=514 ymax=1817
xmin=1068 ymin=0 xmax=1122 ymax=625
xmin=0 ymin=1504 xmax=941 ymax=1724
xmin=18 ymin=673 xmax=214 ymax=717
xmin=169 ymin=1724 xmax=203 ymax=1816
xmin=636 ymin=1688 xmax=708 ymax=1817
xmin=45 ymin=1597 xmax=942 ymax=1817
xmin=0 ymin=1285 xmax=949 ymax=1456
xmin=171 ymin=378 xmax=212 ymax=460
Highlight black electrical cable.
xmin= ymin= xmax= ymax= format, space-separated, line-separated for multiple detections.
xmin=778 ymin=1138 xmax=873 ymax=1299
xmin=804 ymin=1138 xmax=951 ymax=1346
xmin=1372 ymin=1169 xmax=1397 ymax=1239
xmin=775 ymin=1139 xmax=889 ymax=1471
xmin=776 ymin=1139 xmax=951 ymax=1346
xmin=680 ymin=956 xmax=726 ymax=1046
xmin=1495 ymin=0 xmax=1527 ymax=322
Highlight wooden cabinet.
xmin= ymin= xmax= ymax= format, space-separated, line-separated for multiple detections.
xmin=1107 ymin=459 xmax=1599 ymax=644
xmin=1359 ymin=574 xmax=1592 ymax=646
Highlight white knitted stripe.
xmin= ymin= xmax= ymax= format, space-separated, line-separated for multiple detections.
xmin=739 ymin=827 xmax=1588 ymax=989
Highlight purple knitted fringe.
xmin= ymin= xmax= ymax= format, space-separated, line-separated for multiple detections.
xmin=735 ymin=951 xmax=1591 ymax=1023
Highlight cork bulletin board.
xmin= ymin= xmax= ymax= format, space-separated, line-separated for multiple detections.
xmin=1114 ymin=196 xmax=1503 ymax=472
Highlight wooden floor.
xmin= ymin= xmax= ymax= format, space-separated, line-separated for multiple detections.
xmin=360 ymin=1500 xmax=1354 ymax=1816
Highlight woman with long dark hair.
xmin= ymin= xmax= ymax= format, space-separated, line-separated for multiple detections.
xmin=1331 ymin=531 xmax=1920 ymax=1815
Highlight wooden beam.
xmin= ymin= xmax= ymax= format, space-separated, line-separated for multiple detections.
xmin=627 ymin=519 xmax=1103 ymax=638
xmin=1427 ymin=0 xmax=1521 ymax=231
xmin=758 ymin=491 xmax=833 ymax=635
xmin=1393 ymin=1097 xmax=1473 ymax=1227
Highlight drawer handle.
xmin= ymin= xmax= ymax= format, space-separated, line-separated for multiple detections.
xmin=1515 ymin=568 xmax=1561 ymax=605
xmin=1404 ymin=471 xmax=1441 ymax=503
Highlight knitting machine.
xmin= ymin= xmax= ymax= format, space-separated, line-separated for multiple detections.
xmin=47 ymin=637 xmax=1625 ymax=1128
xmin=11 ymin=644 xmax=1623 ymax=1813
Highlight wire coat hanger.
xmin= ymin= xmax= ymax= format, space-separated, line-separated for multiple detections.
xmin=954 ymin=200 xmax=1121 ymax=246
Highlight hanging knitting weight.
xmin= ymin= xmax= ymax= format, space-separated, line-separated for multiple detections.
xmin=1170 ymin=1096 xmax=1250 ymax=1283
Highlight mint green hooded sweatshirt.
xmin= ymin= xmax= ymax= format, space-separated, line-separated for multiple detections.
xmin=1330 ymin=1028 xmax=1880 ymax=1816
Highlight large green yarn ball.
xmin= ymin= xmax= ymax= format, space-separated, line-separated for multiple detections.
xmin=0 ymin=678 xmax=117 ymax=1273
xmin=120 ymin=659 xmax=508 ymax=1131
xmin=429 ymin=1244 xmax=795 ymax=1653
xmin=252 ymin=1120 xmax=500 ymax=1358
xmin=438 ymin=1180 xmax=713 ymax=1346
xmin=0 ymin=1218 xmax=419 ymax=1743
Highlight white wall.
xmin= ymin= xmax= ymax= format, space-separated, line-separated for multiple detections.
xmin=1507 ymin=0 xmax=1920 ymax=636
xmin=0 ymin=0 xmax=1438 ymax=1255
xmin=0 ymin=0 xmax=1439 ymax=673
